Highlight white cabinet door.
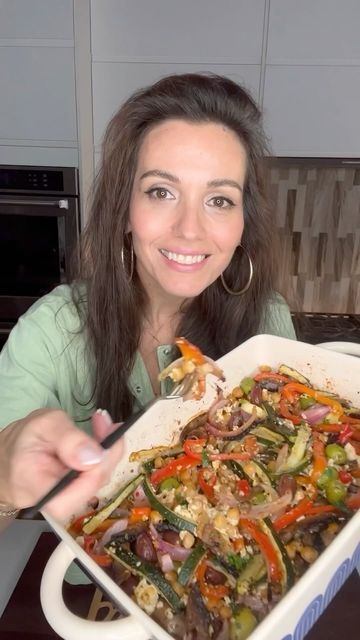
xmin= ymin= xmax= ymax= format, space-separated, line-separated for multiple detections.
xmin=267 ymin=0 xmax=360 ymax=64
xmin=91 ymin=0 xmax=266 ymax=63
xmin=263 ymin=65 xmax=360 ymax=157
xmin=0 ymin=0 xmax=74 ymax=40
xmin=93 ymin=62 xmax=261 ymax=149
xmin=0 ymin=46 xmax=77 ymax=143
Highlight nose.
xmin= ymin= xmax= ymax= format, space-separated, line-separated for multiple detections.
xmin=172 ymin=198 xmax=206 ymax=240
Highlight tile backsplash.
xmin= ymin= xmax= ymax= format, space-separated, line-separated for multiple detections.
xmin=268 ymin=159 xmax=360 ymax=314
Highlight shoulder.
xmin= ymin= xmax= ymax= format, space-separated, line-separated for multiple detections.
xmin=20 ymin=284 xmax=85 ymax=336
xmin=259 ymin=293 xmax=297 ymax=340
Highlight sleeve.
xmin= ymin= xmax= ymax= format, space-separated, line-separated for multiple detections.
xmin=259 ymin=293 xmax=297 ymax=340
xmin=0 ymin=290 xmax=74 ymax=430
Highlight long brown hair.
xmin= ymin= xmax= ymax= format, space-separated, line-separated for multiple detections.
xmin=72 ymin=73 xmax=279 ymax=421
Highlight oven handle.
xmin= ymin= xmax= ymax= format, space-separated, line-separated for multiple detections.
xmin=0 ymin=198 xmax=69 ymax=209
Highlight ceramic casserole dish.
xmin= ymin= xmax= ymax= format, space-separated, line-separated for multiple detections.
xmin=40 ymin=335 xmax=360 ymax=640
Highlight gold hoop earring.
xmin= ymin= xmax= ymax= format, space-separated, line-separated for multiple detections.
xmin=121 ymin=237 xmax=134 ymax=282
xmin=220 ymin=245 xmax=253 ymax=296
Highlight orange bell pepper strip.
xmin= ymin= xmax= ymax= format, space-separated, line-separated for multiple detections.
xmin=150 ymin=455 xmax=200 ymax=486
xmin=240 ymin=519 xmax=282 ymax=584
xmin=340 ymin=415 xmax=360 ymax=425
xmin=195 ymin=557 xmax=230 ymax=600
xmin=282 ymin=383 xmax=343 ymax=416
xmin=310 ymin=434 xmax=327 ymax=485
xmin=175 ymin=337 xmax=206 ymax=365
xmin=273 ymin=497 xmax=313 ymax=531
xmin=128 ymin=506 xmax=152 ymax=524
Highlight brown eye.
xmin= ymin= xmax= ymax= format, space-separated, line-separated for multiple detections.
xmin=156 ymin=189 xmax=168 ymax=199
xmin=208 ymin=196 xmax=234 ymax=209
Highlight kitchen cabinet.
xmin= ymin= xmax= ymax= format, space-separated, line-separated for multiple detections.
xmin=93 ymin=62 xmax=261 ymax=150
xmin=263 ymin=65 xmax=360 ymax=157
xmin=91 ymin=0 xmax=266 ymax=154
xmin=263 ymin=0 xmax=360 ymax=156
xmin=0 ymin=0 xmax=77 ymax=166
xmin=267 ymin=0 xmax=360 ymax=64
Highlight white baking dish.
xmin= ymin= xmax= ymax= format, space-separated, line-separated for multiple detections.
xmin=40 ymin=334 xmax=360 ymax=640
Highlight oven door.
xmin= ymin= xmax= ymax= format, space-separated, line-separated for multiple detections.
xmin=0 ymin=194 xmax=79 ymax=337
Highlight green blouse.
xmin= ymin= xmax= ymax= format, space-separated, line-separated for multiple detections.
xmin=0 ymin=285 xmax=296 ymax=432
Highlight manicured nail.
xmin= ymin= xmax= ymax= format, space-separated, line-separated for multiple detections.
xmin=95 ymin=408 xmax=113 ymax=426
xmin=78 ymin=445 xmax=104 ymax=465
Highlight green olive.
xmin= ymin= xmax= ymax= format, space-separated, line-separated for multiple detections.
xmin=317 ymin=466 xmax=338 ymax=489
xmin=159 ymin=477 xmax=180 ymax=491
xmin=230 ymin=607 xmax=258 ymax=640
xmin=325 ymin=443 xmax=347 ymax=465
xmin=325 ymin=478 xmax=347 ymax=505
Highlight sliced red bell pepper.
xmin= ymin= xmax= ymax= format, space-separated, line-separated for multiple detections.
xmin=240 ymin=519 xmax=282 ymax=584
xmin=338 ymin=424 xmax=354 ymax=444
xmin=236 ymin=478 xmax=251 ymax=497
xmin=68 ymin=510 xmax=96 ymax=534
xmin=254 ymin=372 xmax=289 ymax=384
xmin=150 ymin=455 xmax=200 ymax=486
xmin=198 ymin=467 xmax=216 ymax=501
xmin=273 ymin=497 xmax=313 ymax=531
xmin=195 ymin=557 xmax=230 ymax=601
xmin=183 ymin=438 xmax=251 ymax=462
xmin=83 ymin=534 xmax=112 ymax=567
xmin=338 ymin=470 xmax=352 ymax=484
xmin=279 ymin=395 xmax=301 ymax=425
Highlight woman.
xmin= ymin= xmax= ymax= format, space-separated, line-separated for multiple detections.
xmin=0 ymin=73 xmax=296 ymax=520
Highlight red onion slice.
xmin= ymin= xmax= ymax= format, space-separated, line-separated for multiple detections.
xmin=98 ymin=517 xmax=129 ymax=548
xmin=149 ymin=523 xmax=191 ymax=561
xmin=300 ymin=404 xmax=330 ymax=425
xmin=206 ymin=407 xmax=257 ymax=438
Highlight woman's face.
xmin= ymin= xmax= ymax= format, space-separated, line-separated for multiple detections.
xmin=129 ymin=119 xmax=246 ymax=302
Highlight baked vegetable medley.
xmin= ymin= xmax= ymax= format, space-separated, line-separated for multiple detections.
xmin=68 ymin=363 xmax=360 ymax=640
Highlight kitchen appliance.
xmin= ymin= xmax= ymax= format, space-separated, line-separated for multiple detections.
xmin=292 ymin=312 xmax=360 ymax=345
xmin=0 ymin=165 xmax=80 ymax=348
xmin=39 ymin=335 xmax=360 ymax=640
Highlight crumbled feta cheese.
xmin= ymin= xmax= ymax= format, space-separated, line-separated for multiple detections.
xmin=134 ymin=578 xmax=159 ymax=615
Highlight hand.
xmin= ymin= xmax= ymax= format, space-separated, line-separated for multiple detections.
xmin=0 ymin=408 xmax=124 ymax=521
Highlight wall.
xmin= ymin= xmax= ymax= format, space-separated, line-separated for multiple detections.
xmin=268 ymin=160 xmax=360 ymax=314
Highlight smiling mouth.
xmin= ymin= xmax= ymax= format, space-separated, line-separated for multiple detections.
xmin=160 ymin=249 xmax=208 ymax=265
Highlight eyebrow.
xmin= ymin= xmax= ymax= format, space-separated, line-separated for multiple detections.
xmin=139 ymin=170 xmax=243 ymax=193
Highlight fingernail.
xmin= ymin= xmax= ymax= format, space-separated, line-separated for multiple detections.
xmin=95 ymin=408 xmax=113 ymax=426
xmin=78 ymin=445 xmax=104 ymax=465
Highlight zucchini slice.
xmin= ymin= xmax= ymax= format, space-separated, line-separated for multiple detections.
xmin=82 ymin=474 xmax=144 ymax=534
xmin=178 ymin=542 xmax=206 ymax=586
xmin=278 ymin=365 xmax=310 ymax=385
xmin=143 ymin=477 xmax=197 ymax=533
xmin=251 ymin=425 xmax=285 ymax=445
xmin=105 ymin=545 xmax=183 ymax=610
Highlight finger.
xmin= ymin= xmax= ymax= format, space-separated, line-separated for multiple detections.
xmin=91 ymin=409 xmax=120 ymax=442
xmin=44 ymin=437 xmax=124 ymax=521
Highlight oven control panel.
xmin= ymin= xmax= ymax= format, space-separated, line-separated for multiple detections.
xmin=0 ymin=168 xmax=63 ymax=192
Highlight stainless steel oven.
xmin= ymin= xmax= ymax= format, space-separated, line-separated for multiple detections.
xmin=0 ymin=165 xmax=80 ymax=348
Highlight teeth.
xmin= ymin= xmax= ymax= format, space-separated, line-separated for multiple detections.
xmin=161 ymin=249 xmax=206 ymax=265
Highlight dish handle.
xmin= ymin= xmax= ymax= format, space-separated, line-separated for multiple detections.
xmin=40 ymin=541 xmax=150 ymax=640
